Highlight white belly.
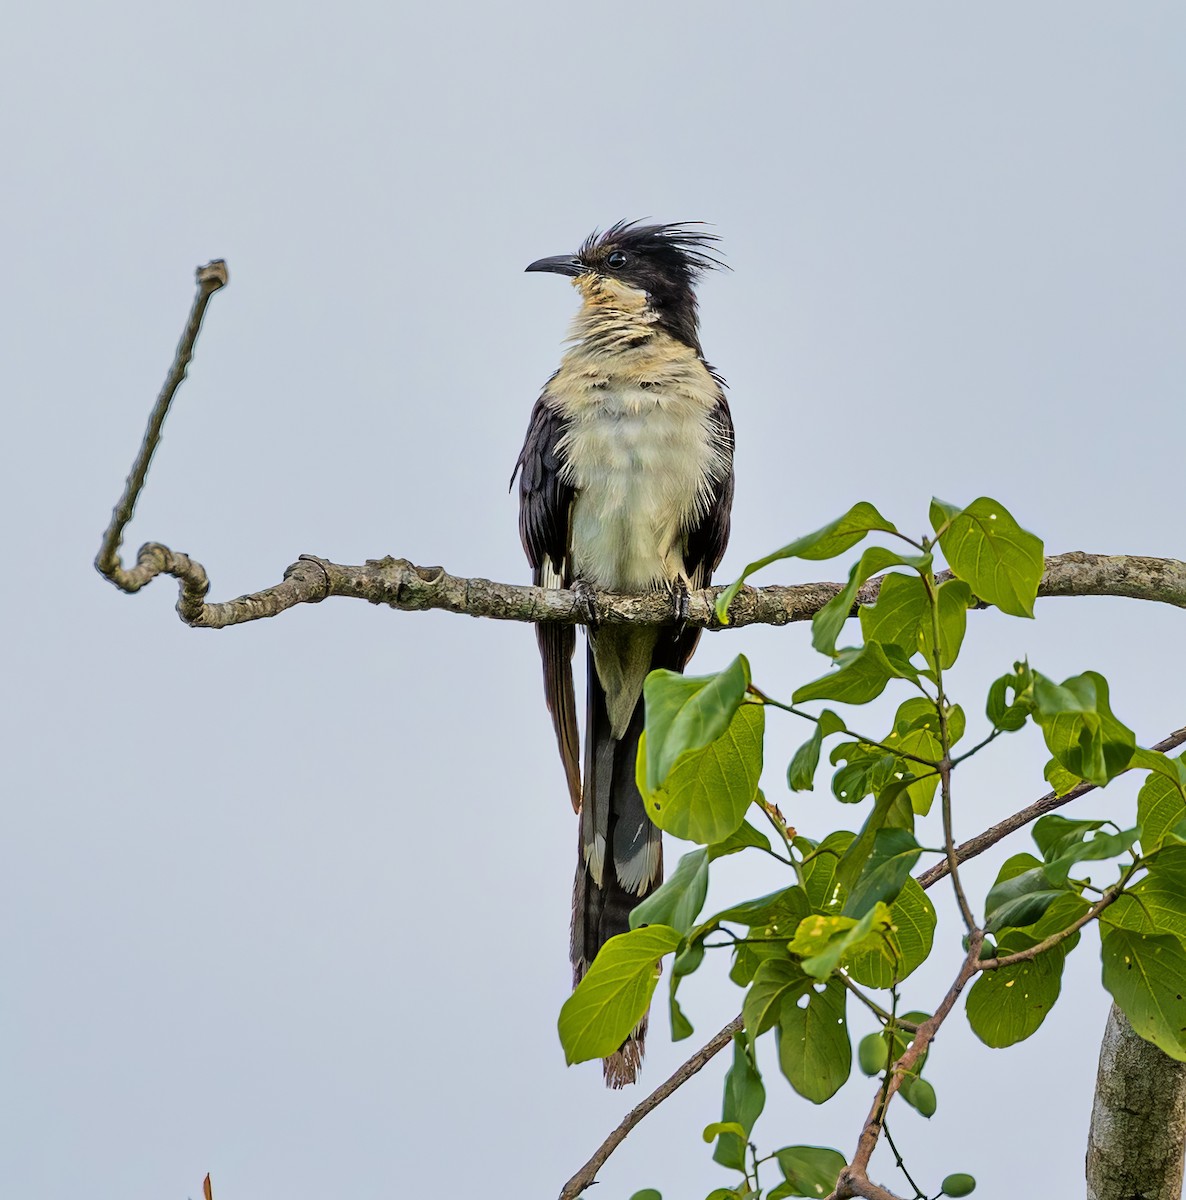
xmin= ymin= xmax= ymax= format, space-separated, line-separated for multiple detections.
xmin=562 ymin=386 xmax=717 ymax=591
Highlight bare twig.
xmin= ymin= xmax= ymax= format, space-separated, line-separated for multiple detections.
xmin=557 ymin=1017 xmax=743 ymax=1200
xmin=95 ymin=260 xmax=227 ymax=608
xmin=916 ymin=725 xmax=1186 ymax=891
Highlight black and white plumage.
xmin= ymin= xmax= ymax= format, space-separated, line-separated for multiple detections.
xmin=514 ymin=222 xmax=734 ymax=1086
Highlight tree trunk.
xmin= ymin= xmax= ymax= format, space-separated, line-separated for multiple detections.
xmin=1087 ymin=1003 xmax=1186 ymax=1200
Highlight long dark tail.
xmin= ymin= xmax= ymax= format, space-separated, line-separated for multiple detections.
xmin=573 ymin=627 xmax=700 ymax=1087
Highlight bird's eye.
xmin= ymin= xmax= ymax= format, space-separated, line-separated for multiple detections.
xmin=606 ymin=250 xmax=629 ymax=269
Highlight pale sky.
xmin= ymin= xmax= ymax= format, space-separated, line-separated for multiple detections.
xmin=3 ymin=4 xmax=1184 ymax=1198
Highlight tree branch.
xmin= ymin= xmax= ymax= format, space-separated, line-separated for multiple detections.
xmin=100 ymin=544 xmax=1186 ymax=632
xmin=97 ymin=266 xmax=1186 ymax=628
xmin=556 ymin=1016 xmax=743 ymax=1200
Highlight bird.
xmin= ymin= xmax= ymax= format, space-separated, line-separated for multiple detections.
xmin=513 ymin=221 xmax=734 ymax=1086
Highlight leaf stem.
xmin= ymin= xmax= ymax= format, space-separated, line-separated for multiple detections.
xmin=840 ymin=974 xmax=920 ymax=1033
xmin=882 ymin=1121 xmax=927 ymax=1200
xmin=922 ymin=573 xmax=977 ymax=933
xmin=749 ymin=687 xmax=941 ymax=770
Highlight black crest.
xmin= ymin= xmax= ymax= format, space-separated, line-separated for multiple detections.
xmin=579 ymin=220 xmax=725 ymax=352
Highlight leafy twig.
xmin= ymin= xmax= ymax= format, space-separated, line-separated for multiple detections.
xmin=916 ymin=725 xmax=1186 ymax=891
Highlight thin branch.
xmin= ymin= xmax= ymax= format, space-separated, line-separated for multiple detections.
xmin=881 ymin=1121 xmax=926 ymax=1200
xmin=557 ymin=1016 xmax=743 ymax=1200
xmin=978 ymin=888 xmax=1122 ymax=972
xmin=95 ymin=259 xmax=228 ymax=605
xmin=831 ymin=936 xmax=985 ymax=1200
xmin=916 ymin=725 xmax=1186 ymax=891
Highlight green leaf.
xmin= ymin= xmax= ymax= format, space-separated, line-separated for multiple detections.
xmin=712 ymin=1034 xmax=766 ymax=1170
xmin=928 ymin=497 xmax=961 ymax=535
xmin=812 ymin=550 xmax=930 ymax=657
xmin=1102 ymin=846 xmax=1186 ymax=940
xmin=1101 ymin=927 xmax=1186 ymax=1061
xmin=644 ymin=656 xmax=751 ymax=790
xmin=668 ymin=937 xmax=705 ymax=1042
xmin=710 ymin=885 xmax=811 ymax=933
xmin=984 ymin=866 xmax=1067 ymax=933
xmin=638 ymin=703 xmax=765 ymax=845
xmin=792 ymin=642 xmax=905 ymax=706
xmin=941 ymin=1173 xmax=977 ymax=1196
xmin=1033 ymin=814 xmax=1142 ymax=886
xmin=716 ymin=502 xmax=899 ymax=622
xmin=557 ymin=925 xmax=681 ymax=1064
xmin=723 ymin=888 xmax=813 ymax=988
xmin=790 ymin=903 xmax=894 ymax=980
xmin=843 ymin=828 xmax=922 ymax=917
xmin=772 ymin=1145 xmax=847 ymax=1197
xmin=729 ymin=943 xmax=779 ymax=990
xmin=788 ymin=725 xmax=824 ymax=793
xmin=630 ymin=849 xmax=709 ymax=935
xmin=828 ymin=741 xmax=899 ymax=805
xmin=802 ymin=831 xmax=854 ymax=913
xmin=966 ymin=929 xmax=1069 ymax=1047
xmin=703 ymin=1121 xmax=748 ymax=1144
xmin=1043 ymin=758 xmax=1082 ymax=797
xmin=1137 ymin=756 xmax=1186 ymax=853
xmin=744 ymin=958 xmax=811 ymax=1040
xmin=1032 ymin=671 xmax=1136 ymax=788
xmin=930 ymin=579 xmax=973 ymax=670
xmin=862 ymin=574 xmax=972 ymax=672
xmin=859 ymin=572 xmax=929 ymax=657
xmin=787 ymin=711 xmax=845 ymax=793
xmin=933 ymin=496 xmax=1044 ymax=618
xmin=888 ymin=696 xmax=959 ymax=813
xmin=776 ymin=977 xmax=851 ymax=1103
xmin=709 ymin=820 xmax=773 ymax=861
xmin=847 ymin=877 xmax=937 ymax=987
xmin=834 ymin=782 xmax=914 ymax=897
xmin=630 ymin=1191 xmax=663 ymax=1200
xmin=986 ymin=661 xmax=1035 ymax=732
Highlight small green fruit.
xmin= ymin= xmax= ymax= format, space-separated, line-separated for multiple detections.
xmin=941 ymin=1172 xmax=976 ymax=1196
xmin=902 ymin=1076 xmax=937 ymax=1117
xmin=858 ymin=1032 xmax=888 ymax=1075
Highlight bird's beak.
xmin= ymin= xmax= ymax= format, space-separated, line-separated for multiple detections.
xmin=525 ymin=254 xmax=586 ymax=277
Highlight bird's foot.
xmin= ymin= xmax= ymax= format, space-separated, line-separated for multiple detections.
xmin=571 ymin=578 xmax=600 ymax=631
xmin=669 ymin=576 xmax=691 ymax=634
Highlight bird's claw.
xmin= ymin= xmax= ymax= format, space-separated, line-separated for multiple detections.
xmin=571 ymin=579 xmax=600 ymax=630
xmin=670 ymin=577 xmax=691 ymax=635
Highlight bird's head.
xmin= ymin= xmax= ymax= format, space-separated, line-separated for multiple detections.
xmin=526 ymin=221 xmax=723 ymax=350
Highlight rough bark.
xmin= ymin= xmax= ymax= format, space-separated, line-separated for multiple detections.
xmin=1087 ymin=1003 xmax=1186 ymax=1200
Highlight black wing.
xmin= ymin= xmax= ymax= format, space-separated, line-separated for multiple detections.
xmin=685 ymin=391 xmax=735 ymax=590
xmin=514 ymin=395 xmax=581 ymax=811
